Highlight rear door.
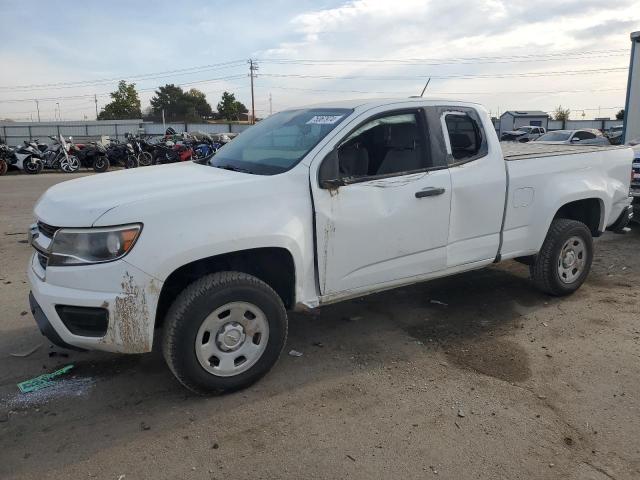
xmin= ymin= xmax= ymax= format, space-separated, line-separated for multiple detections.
xmin=427 ymin=106 xmax=506 ymax=267
xmin=311 ymin=104 xmax=452 ymax=296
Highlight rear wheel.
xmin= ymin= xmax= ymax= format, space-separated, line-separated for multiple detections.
xmin=0 ymin=159 xmax=7 ymax=176
xmin=23 ymin=158 xmax=43 ymax=174
xmin=93 ymin=155 xmax=109 ymax=173
xmin=530 ymin=218 xmax=593 ymax=296
xmin=162 ymin=272 xmax=288 ymax=394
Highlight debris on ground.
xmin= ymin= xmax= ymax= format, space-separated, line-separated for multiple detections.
xmin=20 ymin=311 xmax=28 ymax=316
xmin=140 ymin=422 xmax=151 ymax=431
xmin=346 ymin=454 xmax=356 ymax=462
xmin=17 ymin=364 xmax=74 ymax=393
xmin=288 ymin=350 xmax=303 ymax=357
xmin=48 ymin=351 xmax=69 ymax=358
xmin=457 ymin=408 xmax=465 ymax=418
xmin=9 ymin=343 xmax=42 ymax=358
xmin=430 ymin=299 xmax=448 ymax=306
xmin=312 ymin=342 xmax=324 ymax=347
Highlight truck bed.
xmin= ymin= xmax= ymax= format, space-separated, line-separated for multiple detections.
xmin=501 ymin=141 xmax=627 ymax=161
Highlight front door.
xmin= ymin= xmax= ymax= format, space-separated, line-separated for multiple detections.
xmin=311 ymin=106 xmax=452 ymax=296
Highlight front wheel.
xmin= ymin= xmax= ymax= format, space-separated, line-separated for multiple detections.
xmin=530 ymin=218 xmax=593 ymax=296
xmin=162 ymin=272 xmax=288 ymax=394
xmin=60 ymin=155 xmax=80 ymax=173
xmin=138 ymin=151 xmax=153 ymax=167
xmin=125 ymin=154 xmax=139 ymax=169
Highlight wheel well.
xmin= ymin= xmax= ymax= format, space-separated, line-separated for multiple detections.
xmin=554 ymin=198 xmax=602 ymax=236
xmin=155 ymin=248 xmax=295 ymax=328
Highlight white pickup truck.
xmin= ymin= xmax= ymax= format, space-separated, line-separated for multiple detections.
xmin=28 ymin=98 xmax=633 ymax=393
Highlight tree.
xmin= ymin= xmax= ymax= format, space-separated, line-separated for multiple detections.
xmin=616 ymin=109 xmax=625 ymax=120
xmin=216 ymin=91 xmax=248 ymax=121
xmin=148 ymin=84 xmax=213 ymax=122
xmin=98 ymin=81 xmax=141 ymax=120
xmin=553 ymin=105 xmax=571 ymax=122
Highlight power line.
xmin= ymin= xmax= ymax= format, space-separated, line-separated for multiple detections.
xmin=0 ymin=60 xmax=246 ymax=91
xmin=260 ymin=66 xmax=627 ymax=82
xmin=0 ymin=74 xmax=248 ymax=103
xmin=258 ymin=50 xmax=629 ymax=67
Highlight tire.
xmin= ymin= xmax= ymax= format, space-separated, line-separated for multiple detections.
xmin=60 ymin=155 xmax=80 ymax=173
xmin=23 ymin=158 xmax=43 ymax=175
xmin=125 ymin=155 xmax=139 ymax=169
xmin=0 ymin=159 xmax=7 ymax=176
xmin=92 ymin=156 xmax=109 ymax=173
xmin=138 ymin=151 xmax=153 ymax=167
xmin=162 ymin=271 xmax=288 ymax=395
xmin=530 ymin=218 xmax=593 ymax=296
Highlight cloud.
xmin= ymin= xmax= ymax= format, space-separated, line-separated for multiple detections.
xmin=571 ymin=19 xmax=639 ymax=40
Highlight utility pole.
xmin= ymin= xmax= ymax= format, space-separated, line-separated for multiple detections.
xmin=248 ymin=59 xmax=258 ymax=124
xmin=34 ymin=99 xmax=40 ymax=122
xmin=269 ymin=93 xmax=272 ymax=116
xmin=94 ymin=94 xmax=99 ymax=120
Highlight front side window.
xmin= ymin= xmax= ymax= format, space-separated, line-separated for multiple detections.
xmin=210 ymin=108 xmax=352 ymax=175
xmin=336 ymin=111 xmax=431 ymax=179
xmin=444 ymin=113 xmax=483 ymax=161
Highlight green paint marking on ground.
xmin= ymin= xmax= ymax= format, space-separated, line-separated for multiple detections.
xmin=17 ymin=364 xmax=75 ymax=393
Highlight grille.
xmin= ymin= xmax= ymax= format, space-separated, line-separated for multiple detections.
xmin=37 ymin=221 xmax=59 ymax=238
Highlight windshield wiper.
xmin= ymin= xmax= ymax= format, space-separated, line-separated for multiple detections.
xmin=213 ymin=164 xmax=254 ymax=174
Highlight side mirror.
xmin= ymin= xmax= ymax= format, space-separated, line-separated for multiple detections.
xmin=318 ymin=149 xmax=344 ymax=189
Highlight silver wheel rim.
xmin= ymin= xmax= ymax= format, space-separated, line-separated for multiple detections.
xmin=558 ymin=236 xmax=586 ymax=284
xmin=61 ymin=155 xmax=79 ymax=172
xmin=195 ymin=301 xmax=269 ymax=377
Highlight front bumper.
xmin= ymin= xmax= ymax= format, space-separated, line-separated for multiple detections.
xmin=28 ymin=253 xmax=162 ymax=353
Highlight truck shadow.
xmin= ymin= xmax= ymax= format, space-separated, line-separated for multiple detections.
xmin=0 ymin=261 xmax=583 ymax=477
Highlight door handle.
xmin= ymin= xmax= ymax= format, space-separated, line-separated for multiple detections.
xmin=415 ymin=187 xmax=445 ymax=198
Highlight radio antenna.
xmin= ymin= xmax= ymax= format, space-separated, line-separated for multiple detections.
xmin=420 ymin=78 xmax=431 ymax=97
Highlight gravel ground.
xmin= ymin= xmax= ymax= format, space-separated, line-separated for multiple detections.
xmin=1 ymin=172 xmax=639 ymax=480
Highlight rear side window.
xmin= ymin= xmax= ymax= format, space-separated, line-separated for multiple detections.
xmin=444 ymin=113 xmax=483 ymax=161
xmin=574 ymin=131 xmax=597 ymax=140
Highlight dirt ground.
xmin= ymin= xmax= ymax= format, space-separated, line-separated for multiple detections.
xmin=1 ymin=172 xmax=639 ymax=480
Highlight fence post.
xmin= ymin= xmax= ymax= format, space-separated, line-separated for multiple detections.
xmin=184 ymin=122 xmax=188 ymax=133
xmin=28 ymin=125 xmax=32 ymax=141
xmin=57 ymin=125 xmax=61 ymax=138
xmin=85 ymin=124 xmax=89 ymax=137
xmin=3 ymin=125 xmax=7 ymax=143
xmin=228 ymin=123 xmax=232 ymax=133
xmin=114 ymin=123 xmax=118 ymax=141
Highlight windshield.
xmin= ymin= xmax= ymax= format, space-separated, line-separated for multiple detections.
xmin=536 ymin=131 xmax=572 ymax=141
xmin=210 ymin=108 xmax=352 ymax=175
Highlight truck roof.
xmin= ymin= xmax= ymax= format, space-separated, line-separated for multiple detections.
xmin=298 ymin=97 xmax=484 ymax=111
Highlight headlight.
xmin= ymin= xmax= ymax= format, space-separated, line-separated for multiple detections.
xmin=48 ymin=224 xmax=142 ymax=266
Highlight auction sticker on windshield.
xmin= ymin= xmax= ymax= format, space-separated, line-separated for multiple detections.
xmin=307 ymin=115 xmax=344 ymax=125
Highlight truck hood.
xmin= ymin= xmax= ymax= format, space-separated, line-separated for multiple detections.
xmin=503 ymin=130 xmax=526 ymax=136
xmin=34 ymin=162 xmax=255 ymax=226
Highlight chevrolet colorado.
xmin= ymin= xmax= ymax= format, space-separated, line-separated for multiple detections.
xmin=28 ymin=98 xmax=634 ymax=393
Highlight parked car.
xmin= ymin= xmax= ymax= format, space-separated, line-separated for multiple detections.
xmin=500 ymin=125 xmax=546 ymax=142
xmin=606 ymin=125 xmax=624 ymax=145
xmin=28 ymin=98 xmax=633 ymax=394
xmin=534 ymin=129 xmax=610 ymax=145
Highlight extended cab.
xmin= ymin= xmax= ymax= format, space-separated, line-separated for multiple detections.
xmin=28 ymin=98 xmax=633 ymax=393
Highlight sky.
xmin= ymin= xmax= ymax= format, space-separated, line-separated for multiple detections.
xmin=0 ymin=0 xmax=638 ymax=121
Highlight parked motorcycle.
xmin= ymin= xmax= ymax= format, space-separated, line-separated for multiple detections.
xmin=12 ymin=139 xmax=45 ymax=174
xmin=105 ymin=139 xmax=138 ymax=168
xmin=125 ymin=133 xmax=153 ymax=167
xmin=68 ymin=139 xmax=110 ymax=172
xmin=40 ymin=136 xmax=80 ymax=173
xmin=0 ymin=143 xmax=13 ymax=175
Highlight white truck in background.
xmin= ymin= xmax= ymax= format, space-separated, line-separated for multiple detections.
xmin=28 ymin=98 xmax=633 ymax=393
